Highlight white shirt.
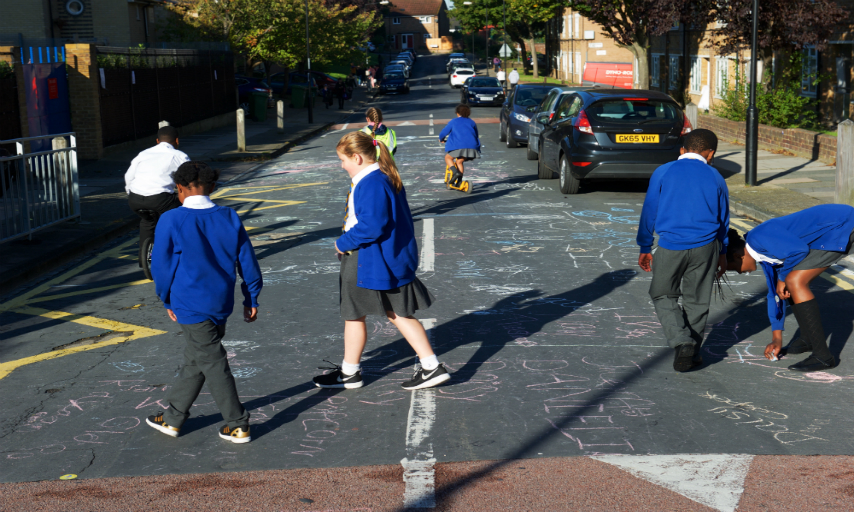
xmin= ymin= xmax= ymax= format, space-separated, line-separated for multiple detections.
xmin=509 ymin=70 xmax=519 ymax=84
xmin=745 ymin=243 xmax=783 ymax=266
xmin=497 ymin=70 xmax=506 ymax=81
xmin=677 ymin=152 xmax=708 ymax=163
xmin=125 ymin=142 xmax=190 ymax=196
xmin=182 ymin=195 xmax=216 ymax=210
xmin=343 ymin=163 xmax=379 ymax=232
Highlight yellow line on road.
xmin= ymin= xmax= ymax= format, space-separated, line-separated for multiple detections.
xmin=235 ymin=201 xmax=306 ymax=214
xmin=0 ymin=306 xmax=167 ymax=380
xmin=212 ymin=182 xmax=328 ymax=200
xmin=24 ymin=280 xmax=151 ymax=304
xmin=223 ymin=197 xmax=308 ymax=204
xmin=729 ymin=218 xmax=755 ymax=231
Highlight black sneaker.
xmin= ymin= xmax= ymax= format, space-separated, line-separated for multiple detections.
xmin=788 ymin=355 xmax=836 ymax=372
xmin=784 ymin=338 xmax=812 ymax=355
xmin=451 ymin=170 xmax=464 ymax=187
xmin=673 ymin=344 xmax=695 ymax=372
xmin=146 ymin=412 xmax=180 ymax=437
xmin=313 ymin=361 xmax=363 ymax=389
xmin=401 ymin=364 xmax=451 ymax=390
xmin=219 ymin=425 xmax=251 ymax=444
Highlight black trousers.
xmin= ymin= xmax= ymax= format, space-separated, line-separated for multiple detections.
xmin=127 ymin=191 xmax=181 ymax=263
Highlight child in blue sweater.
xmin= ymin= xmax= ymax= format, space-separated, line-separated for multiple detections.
xmin=726 ymin=204 xmax=854 ymax=372
xmin=147 ymin=161 xmax=263 ymax=444
xmin=313 ymin=131 xmax=450 ymax=391
xmin=439 ymin=104 xmax=481 ymax=187
xmin=637 ymin=129 xmax=729 ymax=373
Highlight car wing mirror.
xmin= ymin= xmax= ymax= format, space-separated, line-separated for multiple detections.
xmin=536 ymin=113 xmax=551 ymax=125
xmin=526 ymin=106 xmax=537 ymax=113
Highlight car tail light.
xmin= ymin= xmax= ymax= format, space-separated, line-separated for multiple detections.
xmin=572 ymin=161 xmax=592 ymax=167
xmin=453 ymin=74 xmax=457 ymax=78
xmin=682 ymin=114 xmax=693 ymax=135
xmin=574 ymin=110 xmax=593 ymax=135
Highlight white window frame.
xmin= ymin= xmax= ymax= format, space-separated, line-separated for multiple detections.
xmin=669 ymin=55 xmax=680 ymax=89
xmin=714 ymin=56 xmax=728 ymax=99
xmin=651 ymin=54 xmax=661 ymax=86
xmin=690 ymin=55 xmax=702 ymax=93
xmin=423 ymin=33 xmax=430 ymax=40
xmin=419 ymin=16 xmax=432 ymax=23
xmin=574 ymin=14 xmax=579 ymax=38
xmin=801 ymin=46 xmax=818 ymax=97
xmin=388 ymin=34 xmax=396 ymax=45
xmin=393 ymin=17 xmax=401 ymax=25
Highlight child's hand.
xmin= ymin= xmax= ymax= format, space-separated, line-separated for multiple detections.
xmin=334 ymin=241 xmax=344 ymax=255
xmin=167 ymin=309 xmax=177 ymax=322
xmin=244 ymin=306 xmax=258 ymax=323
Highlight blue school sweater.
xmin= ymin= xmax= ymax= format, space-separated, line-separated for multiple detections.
xmin=637 ymin=156 xmax=730 ymax=254
xmin=151 ymin=204 xmax=263 ymax=325
xmin=746 ymin=204 xmax=854 ymax=331
xmin=336 ymin=171 xmax=419 ymax=290
xmin=438 ymin=117 xmax=481 ymax=153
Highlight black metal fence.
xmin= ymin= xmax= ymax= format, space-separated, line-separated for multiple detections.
xmin=0 ymin=72 xmax=21 ymax=155
xmin=95 ymin=47 xmax=236 ymax=147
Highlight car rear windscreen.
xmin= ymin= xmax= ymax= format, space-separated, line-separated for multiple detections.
xmin=586 ymin=99 xmax=680 ymax=124
xmin=470 ymin=78 xmax=500 ymax=87
xmin=514 ymin=87 xmax=552 ymax=106
xmin=455 ymin=69 xmax=474 ymax=75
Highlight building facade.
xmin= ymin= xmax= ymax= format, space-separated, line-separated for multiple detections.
xmin=384 ymin=0 xmax=450 ymax=52
xmin=550 ymin=8 xmax=635 ymax=86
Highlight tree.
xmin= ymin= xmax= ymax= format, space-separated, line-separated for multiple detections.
xmin=568 ymin=0 xmax=717 ymax=89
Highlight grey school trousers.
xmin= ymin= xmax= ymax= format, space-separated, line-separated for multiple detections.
xmin=649 ymin=241 xmax=719 ymax=349
xmin=163 ymin=320 xmax=250 ymax=429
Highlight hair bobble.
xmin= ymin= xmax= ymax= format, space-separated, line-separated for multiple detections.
xmin=372 ymin=139 xmax=378 ymax=147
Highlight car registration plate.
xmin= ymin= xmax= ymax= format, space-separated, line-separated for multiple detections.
xmin=478 ymin=95 xmax=494 ymax=100
xmin=616 ymin=134 xmax=659 ymax=143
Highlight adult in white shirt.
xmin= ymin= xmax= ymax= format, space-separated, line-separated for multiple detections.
xmin=125 ymin=126 xmax=190 ymax=265
xmin=497 ymin=69 xmax=506 ymax=90
xmin=508 ymin=68 xmax=520 ymax=90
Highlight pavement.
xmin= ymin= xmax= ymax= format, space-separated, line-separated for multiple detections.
xmin=0 ymin=87 xmax=375 ymax=296
xmin=1 ymin=54 xmax=853 ymax=511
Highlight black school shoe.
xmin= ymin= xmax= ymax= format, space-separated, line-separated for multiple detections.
xmin=788 ymin=355 xmax=837 ymax=372
xmin=784 ymin=338 xmax=812 ymax=355
xmin=673 ymin=344 xmax=696 ymax=372
xmin=313 ymin=361 xmax=364 ymax=389
xmin=401 ymin=364 xmax=451 ymax=390
xmin=146 ymin=412 xmax=180 ymax=437
xmin=219 ymin=425 xmax=251 ymax=444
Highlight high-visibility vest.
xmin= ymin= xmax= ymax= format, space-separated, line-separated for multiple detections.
xmin=361 ymin=125 xmax=397 ymax=159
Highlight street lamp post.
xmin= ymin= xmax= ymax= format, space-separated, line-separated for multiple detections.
xmin=745 ymin=0 xmax=759 ymax=186
xmin=305 ymin=0 xmax=313 ymax=123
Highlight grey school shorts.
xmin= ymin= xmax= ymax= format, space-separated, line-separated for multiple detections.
xmin=793 ymin=228 xmax=854 ymax=270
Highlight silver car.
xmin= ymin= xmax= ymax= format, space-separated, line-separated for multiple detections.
xmin=386 ymin=63 xmax=410 ymax=78
xmin=526 ymin=86 xmax=589 ymax=160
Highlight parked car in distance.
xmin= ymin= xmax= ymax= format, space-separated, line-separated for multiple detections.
xmin=268 ymin=71 xmax=336 ymax=96
xmin=446 ymin=52 xmax=465 ymax=64
xmin=389 ymin=59 xmax=411 ymax=73
xmin=499 ymin=84 xmax=553 ymax=148
xmin=447 ymin=58 xmax=470 ymax=73
xmin=449 ymin=67 xmax=476 ymax=87
xmin=526 ymin=86 xmax=588 ymax=160
xmin=536 ymin=89 xmax=692 ymax=193
xmin=461 ymin=77 xmax=505 ymax=106
xmin=400 ymin=49 xmax=416 ymax=61
xmin=385 ymin=64 xmax=409 ymax=79
xmin=236 ymin=75 xmax=272 ymax=111
xmin=395 ymin=54 xmax=414 ymax=67
xmin=379 ymin=71 xmax=409 ymax=94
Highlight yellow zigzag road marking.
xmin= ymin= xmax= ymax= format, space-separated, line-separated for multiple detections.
xmin=0 ymin=307 xmax=167 ymax=380
xmin=24 ymin=280 xmax=151 ymax=304
xmin=211 ymin=182 xmax=328 ymax=200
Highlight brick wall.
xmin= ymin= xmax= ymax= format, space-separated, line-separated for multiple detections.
xmin=0 ymin=1 xmax=48 ymax=41
xmin=65 ymin=44 xmax=103 ymax=160
xmin=697 ymin=113 xmax=838 ymax=165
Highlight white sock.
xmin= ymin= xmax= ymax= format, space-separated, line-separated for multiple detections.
xmin=420 ymin=355 xmax=439 ymax=371
xmin=341 ymin=360 xmax=361 ymax=376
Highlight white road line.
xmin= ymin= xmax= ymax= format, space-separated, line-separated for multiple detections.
xmin=320 ymin=123 xmax=349 ymax=138
xmin=402 ymin=318 xmax=438 ymax=509
xmin=419 ymin=218 xmax=435 ymax=272
xmin=429 ymin=113 xmax=434 ymax=135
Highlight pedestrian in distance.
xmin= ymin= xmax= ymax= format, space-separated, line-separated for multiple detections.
xmin=361 ymin=107 xmax=397 ymax=158
xmin=321 ymin=83 xmax=334 ymax=109
xmin=636 ymin=129 xmax=729 ymax=372
xmin=334 ymin=80 xmax=347 ymax=109
xmin=313 ymin=131 xmax=450 ymax=391
xmin=146 ymin=161 xmax=263 ymax=444
xmin=493 ymin=56 xmax=501 ymax=73
xmin=497 ymin=69 xmax=506 ymax=90
xmin=725 ymin=204 xmax=854 ymax=372
xmin=125 ymin=126 xmax=189 ymax=267
xmin=439 ymin=104 xmax=481 ymax=189
xmin=508 ymin=68 xmax=519 ymax=90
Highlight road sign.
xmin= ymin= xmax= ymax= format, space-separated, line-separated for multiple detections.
xmin=498 ymin=44 xmax=512 ymax=58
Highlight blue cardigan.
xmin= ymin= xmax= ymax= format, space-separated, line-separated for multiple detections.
xmin=152 ymin=205 xmax=263 ymax=325
xmin=747 ymin=203 xmax=854 ymax=330
xmin=336 ymin=171 xmax=419 ymax=290
xmin=637 ymin=157 xmax=729 ymax=254
xmin=438 ymin=117 xmax=481 ymax=153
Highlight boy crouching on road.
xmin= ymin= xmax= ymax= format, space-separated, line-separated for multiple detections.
xmin=146 ymin=161 xmax=263 ymax=443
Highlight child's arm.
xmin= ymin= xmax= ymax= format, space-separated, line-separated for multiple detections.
xmin=235 ymin=217 xmax=263 ymax=321
xmin=336 ymin=181 xmax=390 ymax=252
xmin=474 ymin=122 xmax=482 ymax=152
xmin=151 ymin=216 xmax=180 ymax=314
xmin=438 ymin=122 xmax=452 ymax=142
xmin=636 ymin=168 xmax=664 ymax=270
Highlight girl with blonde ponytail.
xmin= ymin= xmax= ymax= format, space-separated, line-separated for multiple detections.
xmin=313 ymin=131 xmax=450 ymax=391
xmin=360 ymin=107 xmax=397 ymax=157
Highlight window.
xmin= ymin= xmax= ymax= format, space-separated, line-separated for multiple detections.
xmin=690 ymin=56 xmax=702 ymax=93
xmin=651 ymin=55 xmax=660 ymax=86
xmin=388 ymin=35 xmax=396 ymax=45
xmin=669 ymin=56 xmax=680 ymax=88
xmin=418 ymin=16 xmax=432 ymax=23
xmin=554 ymin=95 xmax=582 ymax=121
xmin=393 ymin=17 xmax=401 ymax=24
xmin=801 ymin=47 xmax=818 ymax=97
xmin=424 ymin=33 xmax=430 ymax=40
xmin=715 ymin=57 xmax=727 ymax=98
xmin=671 ymin=20 xmax=680 ymax=31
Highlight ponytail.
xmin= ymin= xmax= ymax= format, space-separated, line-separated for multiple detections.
xmin=337 ymin=130 xmax=402 ymax=194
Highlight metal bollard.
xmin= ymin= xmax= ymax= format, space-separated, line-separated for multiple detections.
xmin=237 ymin=109 xmax=246 ymax=153
xmin=836 ymin=119 xmax=854 ymax=205
xmin=277 ymin=100 xmax=284 ymax=134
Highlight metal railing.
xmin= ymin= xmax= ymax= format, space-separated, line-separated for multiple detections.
xmin=0 ymin=133 xmax=80 ymax=243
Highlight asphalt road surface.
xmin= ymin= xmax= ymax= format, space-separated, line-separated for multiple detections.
xmin=2 ymin=55 xmax=854 ymax=511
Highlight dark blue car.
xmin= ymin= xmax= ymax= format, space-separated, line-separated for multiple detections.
xmin=461 ymin=77 xmax=505 ymax=106
xmin=499 ymin=84 xmax=553 ymax=148
xmin=235 ymin=75 xmax=272 ymax=111
xmin=379 ymin=71 xmax=409 ymax=94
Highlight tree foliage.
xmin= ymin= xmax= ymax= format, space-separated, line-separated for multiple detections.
xmin=714 ymin=0 xmax=849 ymax=56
